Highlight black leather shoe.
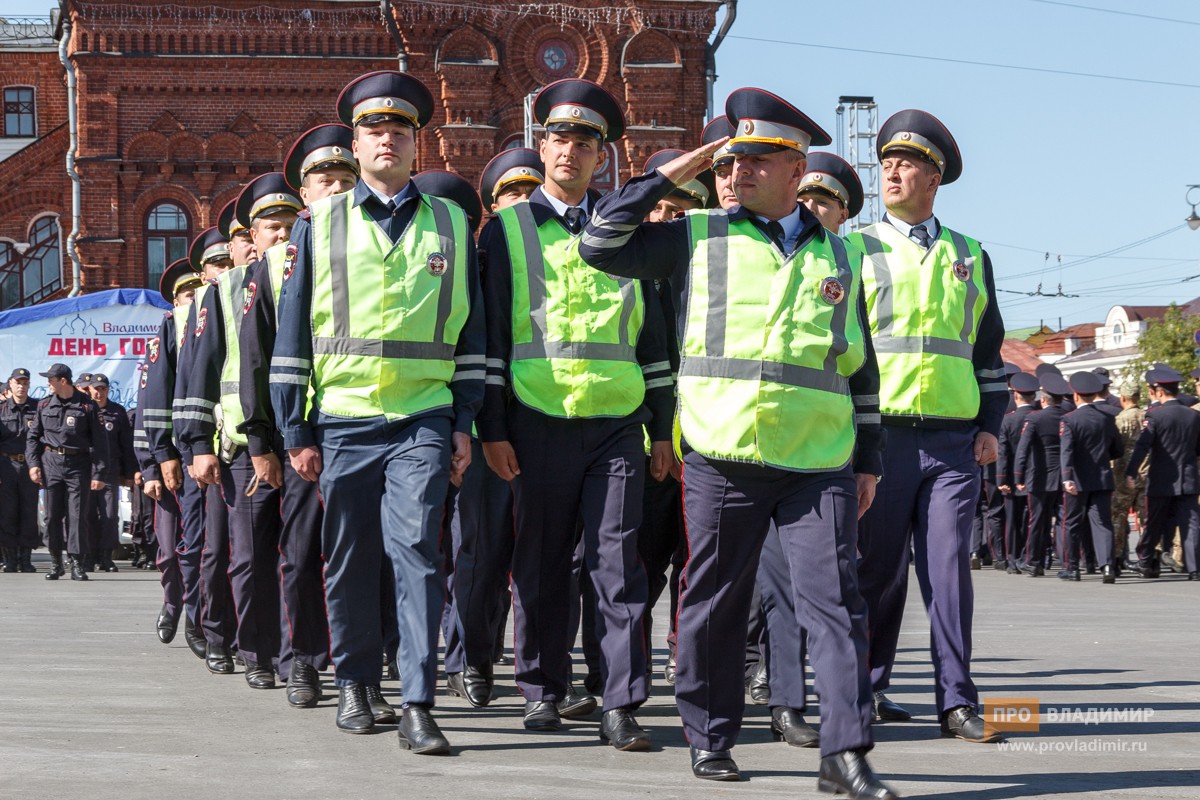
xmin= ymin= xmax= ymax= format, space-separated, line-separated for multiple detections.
xmin=243 ymin=660 xmax=276 ymax=689
xmin=523 ymin=700 xmax=562 ymax=731
xmin=45 ymin=556 xmax=63 ymax=580
xmin=1020 ymin=563 xmax=1044 ymax=577
xmin=969 ymin=554 xmax=981 ymax=570
xmin=286 ymin=661 xmax=322 ymax=707
xmin=557 ymin=684 xmax=597 ymax=718
xmin=746 ymin=661 xmax=770 ymax=705
xmin=599 ymin=707 xmax=651 ymax=751
xmin=872 ymin=691 xmax=911 ymax=722
xmin=70 ymin=558 xmax=88 ymax=581
xmin=365 ymin=684 xmax=396 ymax=724
xmin=384 ymin=658 xmax=400 ymax=682
xmin=336 ymin=683 xmax=374 ymax=733
xmin=205 ymin=643 xmax=235 ymax=674
xmin=1189 ymin=571 xmax=1199 ymax=581
xmin=771 ymin=707 xmax=820 ymax=747
xmin=18 ymin=548 xmax=36 ymax=573
xmin=1137 ymin=562 xmax=1160 ymax=579
xmin=584 ymin=670 xmax=603 ymax=696
xmin=1057 ymin=568 xmax=1081 ymax=582
xmin=818 ymin=749 xmax=899 ymax=799
xmin=1085 ymin=563 xmax=1097 ymax=575
xmin=447 ymin=664 xmax=493 ymax=707
xmin=690 ymin=746 xmax=740 ymax=781
xmin=664 ymin=652 xmax=676 ymax=685
xmin=941 ymin=705 xmax=1001 ymax=743
xmin=1102 ymin=565 xmax=1116 ymax=584
xmin=184 ymin=616 xmax=206 ymax=659
xmin=992 ymin=559 xmax=1008 ymax=570
xmin=397 ymin=704 xmax=450 ymax=755
xmin=156 ymin=604 xmax=179 ymax=644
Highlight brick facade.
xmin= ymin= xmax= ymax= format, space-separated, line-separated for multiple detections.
xmin=0 ymin=0 xmax=719 ymax=303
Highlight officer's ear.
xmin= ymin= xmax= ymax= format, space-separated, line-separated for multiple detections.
xmin=837 ymin=206 xmax=849 ymax=227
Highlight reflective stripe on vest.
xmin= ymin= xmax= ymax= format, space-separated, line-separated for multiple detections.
xmin=499 ymin=201 xmax=646 ymax=419
xmin=849 ymin=222 xmax=987 ymax=420
xmin=309 ymin=190 xmax=469 ymax=420
xmin=264 ymin=242 xmax=288 ymax=327
xmin=679 ymin=212 xmax=866 ymax=471
xmin=172 ymin=309 xmax=187 ymax=350
xmin=216 ymin=265 xmax=248 ymax=446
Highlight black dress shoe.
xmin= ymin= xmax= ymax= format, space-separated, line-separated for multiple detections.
xmin=286 ymin=661 xmax=322 ymax=707
xmin=523 ymin=700 xmax=563 ymax=731
xmin=447 ymin=664 xmax=493 ymax=707
xmin=243 ymin=660 xmax=276 ymax=689
xmin=600 ymin=707 xmax=651 ymax=751
xmin=205 ymin=643 xmax=235 ymax=674
xmin=872 ymin=691 xmax=911 ymax=722
xmin=384 ymin=658 xmax=400 ymax=682
xmin=100 ymin=556 xmax=119 ymax=573
xmin=336 ymin=683 xmax=374 ymax=733
xmin=397 ymin=704 xmax=450 ymax=755
xmin=818 ymin=749 xmax=899 ymax=799
xmin=1020 ymin=563 xmax=1044 ymax=577
xmin=557 ymin=684 xmax=597 ymax=718
xmin=156 ymin=604 xmax=179 ymax=644
xmin=1057 ymin=568 xmax=1081 ymax=582
xmin=365 ymin=684 xmax=396 ymax=723
xmin=664 ymin=652 xmax=676 ymax=685
xmin=746 ymin=661 xmax=770 ymax=704
xmin=1189 ymin=571 xmax=1199 ymax=581
xmin=992 ymin=559 xmax=1008 ymax=570
xmin=969 ymin=554 xmax=981 ymax=570
xmin=1137 ymin=561 xmax=1160 ymax=579
xmin=941 ymin=705 xmax=1001 ymax=743
xmin=771 ymin=707 xmax=820 ymax=747
xmin=1102 ymin=565 xmax=1116 ymax=584
xmin=183 ymin=617 xmax=206 ymax=659
xmin=690 ymin=746 xmax=740 ymax=781
xmin=69 ymin=559 xmax=88 ymax=581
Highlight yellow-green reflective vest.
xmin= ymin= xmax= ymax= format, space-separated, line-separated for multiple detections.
xmin=498 ymin=202 xmax=645 ymax=419
xmin=216 ymin=265 xmax=248 ymax=447
xmin=264 ymin=241 xmax=288 ymax=324
xmin=847 ymin=222 xmax=987 ymax=421
xmin=308 ymin=190 xmax=470 ymax=420
xmin=679 ymin=213 xmax=866 ymax=471
xmin=172 ymin=308 xmax=187 ymax=350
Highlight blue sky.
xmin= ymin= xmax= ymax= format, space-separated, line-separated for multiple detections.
xmin=5 ymin=0 xmax=1197 ymax=331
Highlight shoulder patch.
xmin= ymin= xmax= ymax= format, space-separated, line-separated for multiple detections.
xmin=148 ymin=337 xmax=161 ymax=363
xmin=243 ymin=280 xmax=257 ymax=313
xmin=195 ymin=307 xmax=208 ymax=337
xmin=283 ymin=242 xmax=298 ymax=282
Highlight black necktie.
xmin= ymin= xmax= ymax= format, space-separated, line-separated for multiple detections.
xmin=564 ymin=207 xmax=584 ymax=235
xmin=910 ymin=223 xmax=932 ymax=248
xmin=384 ymin=199 xmax=400 ymax=243
xmin=765 ymin=220 xmax=785 ymax=251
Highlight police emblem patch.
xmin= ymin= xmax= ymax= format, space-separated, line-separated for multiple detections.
xmin=195 ymin=307 xmax=208 ymax=337
xmin=952 ymin=259 xmax=971 ymax=282
xmin=283 ymin=242 xmax=298 ymax=282
xmin=66 ymin=415 xmax=76 ymax=428
xmin=140 ymin=369 xmax=148 ymax=390
xmin=243 ymin=281 xmax=257 ymax=313
xmin=820 ymin=277 xmax=845 ymax=305
xmin=105 ymin=421 xmax=113 ymax=431
xmin=148 ymin=337 xmax=160 ymax=363
xmin=427 ymin=252 xmax=448 ymax=276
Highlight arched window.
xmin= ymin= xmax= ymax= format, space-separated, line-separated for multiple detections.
xmin=1111 ymin=321 xmax=1124 ymax=348
xmin=3 ymin=86 xmax=35 ymax=137
xmin=145 ymin=201 xmax=190 ymax=290
xmin=0 ymin=241 xmax=17 ymax=310
xmin=0 ymin=217 xmax=62 ymax=309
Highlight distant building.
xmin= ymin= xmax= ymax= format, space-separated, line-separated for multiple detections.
xmin=1043 ymin=299 xmax=1200 ymax=380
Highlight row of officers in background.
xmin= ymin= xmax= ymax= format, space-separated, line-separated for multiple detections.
xmin=0 ymin=68 xmax=1190 ymax=800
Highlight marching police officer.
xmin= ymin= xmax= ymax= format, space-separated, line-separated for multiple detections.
xmin=1124 ymin=366 xmax=1200 ymax=580
xmin=1 ymin=368 xmax=40 ymax=573
xmin=1059 ymin=371 xmax=1124 ymax=582
xmin=85 ymin=373 xmax=137 ymax=573
xmin=1014 ymin=371 xmax=1070 ymax=576
xmin=581 ymin=88 xmax=896 ymax=797
xmin=271 ymin=70 xmax=482 ymax=753
xmin=26 ymin=363 xmax=110 ymax=581
xmin=997 ymin=372 xmax=1039 ymax=572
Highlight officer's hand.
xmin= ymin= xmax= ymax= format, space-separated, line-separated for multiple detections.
xmin=1125 ymin=476 xmax=1135 ymax=490
xmin=90 ymin=479 xmax=105 ymax=491
xmin=288 ymin=446 xmax=323 ymax=482
xmin=1063 ymin=480 xmax=1078 ymax=496
xmin=143 ymin=479 xmax=163 ymax=502
xmin=161 ymin=459 xmax=183 ymax=492
xmin=973 ymin=432 xmax=998 ymax=465
xmin=449 ymin=432 xmax=472 ymax=488
xmin=855 ymin=473 xmax=878 ymax=519
xmin=134 ymin=471 xmax=143 ymax=487
xmin=251 ymin=453 xmax=283 ymax=490
xmin=998 ymin=484 xmax=1012 ymax=495
xmin=657 ymin=138 xmax=731 ymax=187
xmin=192 ymin=454 xmax=221 ymax=487
xmin=1017 ymin=484 xmax=1026 ymax=493
xmin=29 ymin=466 xmax=42 ymax=486
xmin=482 ymin=441 xmax=520 ymax=482
xmin=649 ymin=441 xmax=677 ymax=483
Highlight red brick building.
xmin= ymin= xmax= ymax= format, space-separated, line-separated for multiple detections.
xmin=0 ymin=0 xmax=722 ymax=308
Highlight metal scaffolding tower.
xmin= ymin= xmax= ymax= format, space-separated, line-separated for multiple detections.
xmin=834 ymin=96 xmax=880 ymax=232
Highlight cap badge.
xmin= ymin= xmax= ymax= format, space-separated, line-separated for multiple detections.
xmin=570 ymin=108 xmax=581 ymax=118
xmin=519 ymin=168 xmax=529 ymax=176
xmin=812 ymin=174 xmax=823 ymax=182
xmin=743 ymin=120 xmax=755 ymax=135
xmin=384 ymin=98 xmax=395 ymax=108
xmin=819 ymin=276 xmax=845 ymax=305
xmin=427 ymin=252 xmax=448 ymax=277
xmin=332 ymin=147 xmax=342 ymax=156
xmin=900 ymin=132 xmax=912 ymax=141
xmin=275 ymin=193 xmax=286 ymax=202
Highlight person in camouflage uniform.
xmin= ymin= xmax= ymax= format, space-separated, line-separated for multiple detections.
xmin=1111 ymin=380 xmax=1146 ymax=568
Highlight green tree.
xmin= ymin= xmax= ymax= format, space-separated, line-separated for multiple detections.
xmin=1126 ymin=304 xmax=1200 ymax=394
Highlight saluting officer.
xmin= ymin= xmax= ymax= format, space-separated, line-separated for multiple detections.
xmin=1 ymin=368 xmax=40 ymax=573
xmin=1059 ymin=370 xmax=1124 ymax=582
xmin=581 ymin=88 xmax=896 ymax=798
xmin=1014 ymin=371 xmax=1070 ymax=576
xmin=1124 ymin=366 xmax=1200 ymax=580
xmin=270 ymin=71 xmax=483 ymax=754
xmin=26 ymin=363 xmax=110 ymax=581
xmin=997 ymin=372 xmax=1040 ymax=572
xmin=85 ymin=374 xmax=137 ymax=573
xmin=478 ymin=78 xmax=673 ymax=749
xmin=845 ymin=110 xmax=1006 ymax=743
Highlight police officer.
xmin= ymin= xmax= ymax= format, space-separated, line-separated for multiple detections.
xmin=1014 ymin=371 xmax=1070 ymax=576
xmin=997 ymin=372 xmax=1039 ymax=572
xmin=128 ymin=392 xmax=157 ymax=570
xmin=1 ymin=367 xmax=40 ymax=573
xmin=270 ymin=70 xmax=482 ymax=754
xmin=581 ymin=89 xmax=895 ymax=797
xmin=26 ymin=363 xmax=110 ymax=581
xmin=480 ymin=147 xmax=545 ymax=212
xmin=86 ymin=374 xmax=137 ymax=573
xmin=1124 ymin=366 xmax=1200 ymax=580
xmin=478 ymin=78 xmax=672 ymax=750
xmin=1059 ymin=371 xmax=1124 ymax=582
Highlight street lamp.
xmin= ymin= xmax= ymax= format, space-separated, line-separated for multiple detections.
xmin=1187 ymin=185 xmax=1200 ymax=230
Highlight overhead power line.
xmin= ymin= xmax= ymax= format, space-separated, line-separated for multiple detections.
xmin=1030 ymin=0 xmax=1200 ymax=27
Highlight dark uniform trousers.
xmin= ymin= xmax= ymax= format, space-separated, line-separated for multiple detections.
xmin=507 ymin=403 xmax=649 ymax=709
xmin=757 ymin=522 xmax=810 ymax=711
xmin=1004 ymin=493 xmax=1029 ymax=567
xmin=442 ymin=437 xmax=515 ymax=675
xmin=637 ymin=464 xmax=685 ymax=667
xmin=1140 ymin=495 xmax=1199 ymax=572
xmin=315 ymin=414 xmax=451 ymax=704
xmin=978 ymin=479 xmax=1006 ymax=561
xmin=278 ymin=456 xmax=331 ymax=675
xmin=0 ymin=456 xmax=40 ymax=549
xmin=677 ymin=451 xmax=871 ymax=756
xmin=88 ymin=483 xmax=120 ymax=555
xmin=200 ymin=482 xmax=235 ymax=648
xmin=858 ymin=426 xmax=980 ymax=714
xmin=1025 ymin=490 xmax=1061 ymax=567
xmin=153 ymin=475 xmax=203 ymax=625
xmin=42 ymin=451 xmax=94 ymax=556
xmin=1063 ymin=490 xmax=1115 ymax=569
xmin=130 ymin=481 xmax=157 ymax=558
